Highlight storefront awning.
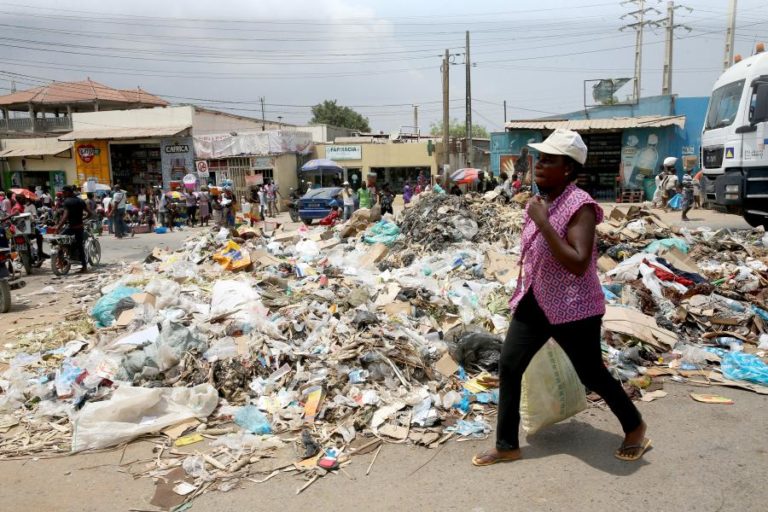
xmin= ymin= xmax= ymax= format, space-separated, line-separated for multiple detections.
xmin=504 ymin=115 xmax=686 ymax=131
xmin=0 ymin=141 xmax=72 ymax=157
xmin=58 ymin=125 xmax=191 ymax=141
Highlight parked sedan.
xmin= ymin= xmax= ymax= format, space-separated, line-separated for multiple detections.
xmin=298 ymin=187 xmax=343 ymax=225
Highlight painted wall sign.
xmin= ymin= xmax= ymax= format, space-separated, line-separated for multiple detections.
xmin=326 ymin=145 xmax=362 ymax=160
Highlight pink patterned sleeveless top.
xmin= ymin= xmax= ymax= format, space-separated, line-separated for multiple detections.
xmin=509 ymin=184 xmax=605 ymax=324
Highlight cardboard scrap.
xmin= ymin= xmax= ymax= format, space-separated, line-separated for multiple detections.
xmin=382 ymin=301 xmax=410 ymax=316
xmin=359 ymin=243 xmax=389 ymax=268
xmin=597 ymin=255 xmax=618 ymax=272
xmin=658 ymin=246 xmax=701 ymax=275
xmin=690 ymin=393 xmax=734 ymax=405
xmin=130 ymin=292 xmax=156 ymax=307
xmin=603 ymin=305 xmax=678 ymax=351
xmin=249 ymin=249 xmax=282 ymax=268
xmin=378 ymin=423 xmax=409 ymax=440
xmin=150 ymin=467 xmax=192 ymax=511
xmin=434 ymin=353 xmax=459 ymax=378
xmin=162 ymin=419 xmax=200 ymax=441
xmin=483 ymin=250 xmax=518 ymax=284
xmin=303 ymin=386 xmax=324 ymax=425
xmin=641 ymin=390 xmax=668 ymax=402
xmin=115 ymin=309 xmax=136 ymax=327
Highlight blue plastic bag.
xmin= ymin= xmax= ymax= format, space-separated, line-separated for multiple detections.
xmin=644 ymin=237 xmax=689 ymax=255
xmin=667 ymin=193 xmax=683 ymax=210
xmin=706 ymin=348 xmax=768 ymax=386
xmin=234 ymin=405 xmax=272 ymax=435
xmin=90 ymin=286 xmax=141 ymax=327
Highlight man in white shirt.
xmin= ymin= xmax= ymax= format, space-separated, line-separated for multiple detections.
xmin=111 ymin=185 xmax=127 ymax=238
xmin=342 ymin=181 xmax=355 ymax=220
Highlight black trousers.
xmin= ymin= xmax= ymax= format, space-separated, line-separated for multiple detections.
xmin=496 ymin=291 xmax=642 ymax=451
xmin=64 ymin=227 xmax=87 ymax=270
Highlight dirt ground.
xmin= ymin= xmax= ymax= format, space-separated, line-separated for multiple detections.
xmin=0 ymin=382 xmax=765 ymax=512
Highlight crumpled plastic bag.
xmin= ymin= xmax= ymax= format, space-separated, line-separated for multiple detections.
xmin=71 ymin=384 xmax=218 ymax=452
xmin=363 ymin=220 xmax=401 ymax=246
xmin=90 ymin=286 xmax=142 ymax=327
xmin=521 ymin=340 xmax=587 ymax=434
xmin=706 ymin=348 xmax=768 ymax=385
xmin=210 ymin=280 xmax=260 ymax=319
xmin=213 ymin=240 xmax=252 ymax=271
xmin=644 ymin=237 xmax=689 ymax=255
xmin=145 ymin=279 xmax=181 ymax=310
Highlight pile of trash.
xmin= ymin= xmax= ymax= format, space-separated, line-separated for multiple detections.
xmin=397 ymin=191 xmax=525 ymax=252
xmin=0 ymin=191 xmax=767 ymax=507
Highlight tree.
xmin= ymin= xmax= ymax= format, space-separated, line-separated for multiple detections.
xmin=310 ymin=100 xmax=371 ymax=132
xmin=429 ymin=118 xmax=490 ymax=139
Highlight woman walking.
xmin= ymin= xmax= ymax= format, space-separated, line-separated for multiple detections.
xmin=473 ymin=129 xmax=649 ymax=467
xmin=198 ymin=186 xmax=210 ymax=226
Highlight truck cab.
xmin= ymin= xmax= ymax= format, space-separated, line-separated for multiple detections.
xmin=701 ymin=48 xmax=768 ymax=228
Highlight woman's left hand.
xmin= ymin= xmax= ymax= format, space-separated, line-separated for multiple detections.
xmin=528 ymin=195 xmax=549 ymax=227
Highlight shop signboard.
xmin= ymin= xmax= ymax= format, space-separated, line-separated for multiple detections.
xmin=195 ymin=160 xmax=210 ymax=179
xmin=251 ymin=156 xmax=274 ymax=169
xmin=161 ymin=137 xmax=194 ymax=189
xmin=326 ymin=145 xmax=362 ymax=161
xmin=245 ymin=173 xmax=264 ymax=186
xmin=75 ymin=140 xmax=110 ymax=186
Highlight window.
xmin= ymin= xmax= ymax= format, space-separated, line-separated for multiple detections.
xmin=705 ymin=80 xmax=745 ymax=130
xmin=749 ymin=78 xmax=768 ymax=124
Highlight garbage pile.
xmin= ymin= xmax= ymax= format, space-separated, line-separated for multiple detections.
xmin=0 ymin=192 xmax=767 ymax=506
xmin=397 ymin=191 xmax=524 ymax=252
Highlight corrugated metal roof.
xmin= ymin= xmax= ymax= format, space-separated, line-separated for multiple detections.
xmin=504 ymin=115 xmax=686 ymax=130
xmin=58 ymin=125 xmax=191 ymax=141
xmin=0 ymin=141 xmax=72 ymax=158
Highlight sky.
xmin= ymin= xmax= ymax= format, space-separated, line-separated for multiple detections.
xmin=0 ymin=0 xmax=766 ymax=133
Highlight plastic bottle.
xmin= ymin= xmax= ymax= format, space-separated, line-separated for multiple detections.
xmin=713 ymin=294 xmax=746 ymax=313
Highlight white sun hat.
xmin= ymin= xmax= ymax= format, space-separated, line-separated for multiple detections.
xmin=663 ymin=156 xmax=678 ymax=167
xmin=528 ymin=129 xmax=588 ymax=165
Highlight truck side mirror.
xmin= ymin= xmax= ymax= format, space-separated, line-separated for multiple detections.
xmin=752 ymin=83 xmax=768 ymax=124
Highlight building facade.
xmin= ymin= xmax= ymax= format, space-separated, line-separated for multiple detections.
xmin=490 ymin=95 xmax=709 ymax=200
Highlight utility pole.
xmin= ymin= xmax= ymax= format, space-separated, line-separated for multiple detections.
xmin=503 ymin=100 xmax=507 ymax=124
xmin=465 ymin=31 xmax=472 ymax=167
xmin=660 ymin=1 xmax=692 ymax=95
xmin=723 ymin=0 xmax=737 ymax=70
xmin=620 ymin=1 xmax=660 ymax=102
xmin=259 ymin=96 xmax=265 ymax=130
xmin=413 ymin=104 xmax=419 ymax=138
xmin=442 ymin=49 xmax=450 ymax=180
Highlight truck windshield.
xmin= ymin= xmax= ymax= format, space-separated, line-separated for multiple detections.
xmin=705 ymin=80 xmax=744 ymax=130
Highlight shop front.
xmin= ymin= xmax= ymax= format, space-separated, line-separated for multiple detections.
xmin=0 ymin=138 xmax=75 ymax=192
xmin=109 ymin=142 xmax=162 ymax=194
xmin=315 ymin=141 xmax=438 ymax=194
xmin=492 ymin=116 xmax=686 ymax=200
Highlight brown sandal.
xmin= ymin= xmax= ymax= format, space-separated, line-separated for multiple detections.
xmin=472 ymin=449 xmax=521 ymax=467
xmin=614 ymin=438 xmax=652 ymax=461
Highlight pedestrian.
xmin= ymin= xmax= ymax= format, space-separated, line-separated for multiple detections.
xmin=652 ymin=165 xmax=664 ymax=208
xmin=111 ymin=184 xmax=127 ymax=238
xmin=681 ymin=168 xmax=695 ymax=221
xmin=403 ymin=181 xmax=413 ymax=205
xmin=211 ymin=194 xmax=223 ymax=228
xmin=222 ymin=188 xmax=236 ymax=227
xmin=692 ymin=168 xmax=703 ymax=209
xmin=472 ymin=129 xmax=648 ymax=466
xmin=265 ymin=180 xmax=278 ymax=217
xmin=40 ymin=188 xmax=52 ymax=208
xmin=184 ymin=189 xmax=198 ymax=226
xmin=342 ymin=181 xmax=355 ymax=220
xmin=257 ymin=185 xmax=267 ymax=220
xmin=10 ymin=194 xmax=26 ymax=215
xmin=358 ymin=182 xmax=372 ymax=209
xmin=319 ymin=201 xmax=341 ymax=226
xmin=55 ymin=186 xmax=92 ymax=273
xmin=85 ymin=192 xmax=97 ymax=215
xmin=512 ymin=173 xmax=522 ymax=193
xmin=660 ymin=158 xmax=678 ymax=213
xmin=450 ymin=183 xmax=462 ymax=196
xmin=379 ymin=185 xmax=394 ymax=215
xmin=0 ymin=191 xmax=10 ymax=214
xmin=138 ymin=188 xmax=147 ymax=211
xmin=198 ymin=186 xmax=210 ymax=226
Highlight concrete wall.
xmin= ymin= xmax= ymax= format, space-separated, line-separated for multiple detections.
xmin=193 ymin=109 xmax=284 ymax=135
xmin=72 ymin=106 xmax=195 ymax=130
xmin=274 ymin=153 xmax=298 ymax=198
xmin=297 ymin=124 xmax=357 ymax=143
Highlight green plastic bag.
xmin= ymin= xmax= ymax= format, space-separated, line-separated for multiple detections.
xmin=90 ymin=286 xmax=141 ymax=327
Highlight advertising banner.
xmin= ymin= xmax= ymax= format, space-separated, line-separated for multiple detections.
xmin=161 ymin=137 xmax=194 ymax=189
xmin=75 ymin=140 xmax=110 ymax=185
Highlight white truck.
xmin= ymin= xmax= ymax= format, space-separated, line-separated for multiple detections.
xmin=701 ymin=48 xmax=768 ymax=228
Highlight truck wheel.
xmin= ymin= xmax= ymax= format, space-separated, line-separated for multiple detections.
xmin=743 ymin=212 xmax=768 ymax=229
xmin=0 ymin=280 xmax=10 ymax=313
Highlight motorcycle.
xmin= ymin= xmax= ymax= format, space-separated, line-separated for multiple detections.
xmin=0 ymin=236 xmax=26 ymax=314
xmin=47 ymin=223 xmax=101 ymax=276
xmin=4 ymin=213 xmax=45 ymax=275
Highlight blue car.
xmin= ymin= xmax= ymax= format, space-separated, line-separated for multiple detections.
xmin=298 ymin=187 xmax=342 ymax=225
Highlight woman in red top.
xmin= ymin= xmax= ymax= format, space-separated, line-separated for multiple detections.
xmin=319 ymin=203 xmax=341 ymax=226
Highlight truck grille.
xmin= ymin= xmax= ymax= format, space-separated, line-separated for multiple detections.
xmin=702 ymin=146 xmax=724 ymax=169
